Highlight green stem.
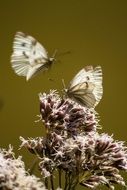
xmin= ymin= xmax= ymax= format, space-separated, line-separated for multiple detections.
xmin=58 ymin=168 xmax=62 ymax=188
xmin=44 ymin=178 xmax=48 ymax=189
xmin=50 ymin=174 xmax=54 ymax=190
xmin=67 ymin=173 xmax=79 ymax=190
xmin=64 ymin=171 xmax=69 ymax=190
xmin=29 ymin=157 xmax=38 ymax=175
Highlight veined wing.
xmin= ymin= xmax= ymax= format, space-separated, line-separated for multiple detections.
xmin=69 ymin=66 xmax=94 ymax=87
xmin=67 ymin=81 xmax=96 ymax=108
xmin=67 ymin=66 xmax=103 ymax=108
xmin=11 ymin=32 xmax=49 ymax=80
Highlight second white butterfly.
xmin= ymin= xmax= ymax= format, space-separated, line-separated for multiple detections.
xmin=11 ymin=32 xmax=56 ymax=81
xmin=64 ymin=65 xmax=103 ymax=108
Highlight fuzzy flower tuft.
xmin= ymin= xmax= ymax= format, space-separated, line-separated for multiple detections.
xmin=20 ymin=133 xmax=127 ymax=189
xmin=39 ymin=90 xmax=97 ymax=134
xmin=79 ymin=133 xmax=127 ymax=189
xmin=0 ymin=145 xmax=46 ymax=190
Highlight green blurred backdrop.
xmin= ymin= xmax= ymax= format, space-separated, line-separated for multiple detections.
xmin=0 ymin=0 xmax=127 ymax=189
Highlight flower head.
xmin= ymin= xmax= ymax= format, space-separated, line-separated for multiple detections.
xmin=0 ymin=145 xmax=46 ymax=190
xmin=20 ymin=133 xmax=127 ymax=189
xmin=79 ymin=133 xmax=127 ymax=189
xmin=39 ymin=90 xmax=97 ymax=135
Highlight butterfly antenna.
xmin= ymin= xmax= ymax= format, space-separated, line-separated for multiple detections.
xmin=62 ymin=78 xmax=66 ymax=90
xmin=62 ymin=79 xmax=68 ymax=99
xmin=52 ymin=49 xmax=58 ymax=58
xmin=57 ymin=50 xmax=71 ymax=58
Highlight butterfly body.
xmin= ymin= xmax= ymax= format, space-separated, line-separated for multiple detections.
xmin=65 ymin=66 xmax=103 ymax=108
xmin=11 ymin=32 xmax=55 ymax=81
xmin=26 ymin=58 xmax=55 ymax=81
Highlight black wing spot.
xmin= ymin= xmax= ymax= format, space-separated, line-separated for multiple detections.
xmin=86 ymin=76 xmax=90 ymax=80
xmin=23 ymin=51 xmax=29 ymax=58
xmin=33 ymin=50 xmax=36 ymax=55
xmin=22 ymin=42 xmax=26 ymax=47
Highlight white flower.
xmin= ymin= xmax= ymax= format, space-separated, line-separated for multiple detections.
xmin=0 ymin=146 xmax=46 ymax=190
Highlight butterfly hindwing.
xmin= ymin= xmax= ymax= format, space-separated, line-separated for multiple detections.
xmin=72 ymin=91 xmax=96 ymax=108
xmin=11 ymin=32 xmax=52 ymax=80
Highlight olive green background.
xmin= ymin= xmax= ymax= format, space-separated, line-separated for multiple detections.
xmin=0 ymin=0 xmax=127 ymax=189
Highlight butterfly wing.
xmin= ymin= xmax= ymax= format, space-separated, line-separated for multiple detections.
xmin=11 ymin=32 xmax=49 ymax=80
xmin=67 ymin=66 xmax=103 ymax=108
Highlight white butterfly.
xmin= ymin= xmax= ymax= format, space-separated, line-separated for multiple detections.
xmin=65 ymin=65 xmax=103 ymax=108
xmin=11 ymin=32 xmax=56 ymax=81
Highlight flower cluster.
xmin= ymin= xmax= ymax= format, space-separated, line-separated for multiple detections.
xmin=39 ymin=90 xmax=97 ymax=134
xmin=20 ymin=133 xmax=127 ymax=189
xmin=0 ymin=145 xmax=46 ymax=190
xmin=20 ymin=90 xmax=127 ymax=190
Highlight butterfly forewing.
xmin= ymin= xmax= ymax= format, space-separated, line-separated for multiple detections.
xmin=69 ymin=69 xmax=88 ymax=87
xmin=11 ymin=32 xmax=52 ymax=80
xmin=67 ymin=66 xmax=103 ymax=108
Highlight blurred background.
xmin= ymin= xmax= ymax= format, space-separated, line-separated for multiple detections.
xmin=0 ymin=0 xmax=127 ymax=189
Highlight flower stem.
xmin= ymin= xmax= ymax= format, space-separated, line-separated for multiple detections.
xmin=44 ymin=178 xmax=48 ymax=189
xmin=64 ymin=171 xmax=69 ymax=190
xmin=50 ymin=174 xmax=54 ymax=190
xmin=58 ymin=168 xmax=62 ymax=188
xmin=29 ymin=157 xmax=38 ymax=175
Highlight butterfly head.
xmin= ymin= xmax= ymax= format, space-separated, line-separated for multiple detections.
xmin=49 ymin=57 xmax=56 ymax=63
xmin=61 ymin=79 xmax=69 ymax=98
xmin=61 ymin=79 xmax=75 ymax=99
xmin=62 ymin=88 xmax=69 ymax=100
xmin=63 ymin=87 xmax=68 ymax=94
xmin=48 ymin=49 xmax=57 ymax=65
